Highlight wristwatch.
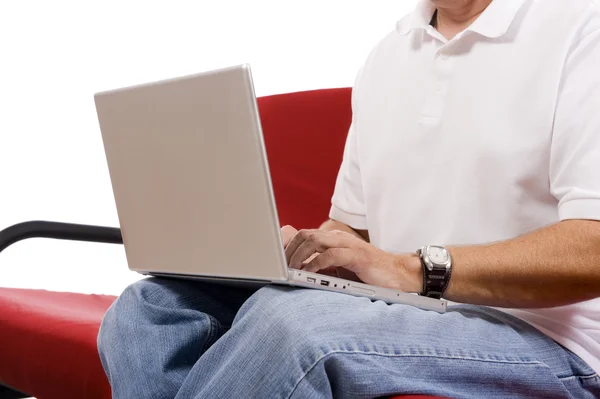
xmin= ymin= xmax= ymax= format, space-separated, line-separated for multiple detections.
xmin=417 ymin=245 xmax=452 ymax=299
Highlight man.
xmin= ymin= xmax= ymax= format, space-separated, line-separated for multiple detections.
xmin=98 ymin=0 xmax=600 ymax=397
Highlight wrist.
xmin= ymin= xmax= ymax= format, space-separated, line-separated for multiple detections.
xmin=395 ymin=253 xmax=423 ymax=294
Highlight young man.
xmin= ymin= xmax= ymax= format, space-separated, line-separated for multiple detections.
xmin=98 ymin=0 xmax=600 ymax=397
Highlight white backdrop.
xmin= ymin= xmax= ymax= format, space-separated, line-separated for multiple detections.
xmin=0 ymin=1 xmax=418 ymax=295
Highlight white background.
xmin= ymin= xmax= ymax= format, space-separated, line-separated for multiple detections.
xmin=0 ymin=1 xmax=417 ymax=295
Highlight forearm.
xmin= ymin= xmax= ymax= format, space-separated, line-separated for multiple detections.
xmin=428 ymin=220 xmax=600 ymax=308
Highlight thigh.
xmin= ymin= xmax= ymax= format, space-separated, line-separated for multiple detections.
xmin=129 ymin=276 xmax=258 ymax=328
xmin=231 ymin=286 xmax=600 ymax=398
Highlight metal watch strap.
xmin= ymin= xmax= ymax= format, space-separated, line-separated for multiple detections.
xmin=417 ymin=248 xmax=451 ymax=299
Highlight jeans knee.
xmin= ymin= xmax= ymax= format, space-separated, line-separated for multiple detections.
xmin=97 ymin=278 xmax=159 ymax=356
xmin=97 ymin=284 xmax=129 ymax=352
xmin=97 ymin=277 xmax=226 ymax=353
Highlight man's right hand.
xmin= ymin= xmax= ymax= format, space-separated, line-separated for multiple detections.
xmin=280 ymin=224 xmax=361 ymax=282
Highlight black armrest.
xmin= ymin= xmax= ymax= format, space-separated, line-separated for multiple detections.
xmin=0 ymin=382 xmax=29 ymax=399
xmin=0 ymin=221 xmax=123 ymax=254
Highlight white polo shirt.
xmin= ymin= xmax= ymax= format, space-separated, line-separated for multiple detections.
xmin=330 ymin=0 xmax=600 ymax=373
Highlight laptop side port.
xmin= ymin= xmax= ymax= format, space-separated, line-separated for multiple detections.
xmin=307 ymin=277 xmax=316 ymax=283
xmin=320 ymin=280 xmax=330 ymax=286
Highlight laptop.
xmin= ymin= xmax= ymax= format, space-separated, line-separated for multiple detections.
xmin=94 ymin=64 xmax=447 ymax=313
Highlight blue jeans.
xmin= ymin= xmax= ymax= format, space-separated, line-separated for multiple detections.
xmin=97 ymin=277 xmax=600 ymax=398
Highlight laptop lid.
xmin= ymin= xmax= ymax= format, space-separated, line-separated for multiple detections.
xmin=94 ymin=65 xmax=288 ymax=282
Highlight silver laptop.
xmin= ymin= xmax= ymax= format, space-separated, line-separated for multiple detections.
xmin=94 ymin=64 xmax=447 ymax=313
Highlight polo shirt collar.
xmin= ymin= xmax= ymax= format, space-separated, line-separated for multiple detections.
xmin=396 ymin=0 xmax=528 ymax=39
xmin=396 ymin=0 xmax=435 ymax=36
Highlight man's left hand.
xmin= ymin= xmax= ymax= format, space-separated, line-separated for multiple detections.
xmin=285 ymin=229 xmax=422 ymax=292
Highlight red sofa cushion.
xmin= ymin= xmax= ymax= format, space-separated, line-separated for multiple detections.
xmin=0 ymin=287 xmax=115 ymax=399
xmin=0 ymin=89 xmax=448 ymax=399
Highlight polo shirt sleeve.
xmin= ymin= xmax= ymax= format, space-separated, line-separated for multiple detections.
xmin=329 ymin=119 xmax=368 ymax=230
xmin=551 ymin=28 xmax=600 ymax=221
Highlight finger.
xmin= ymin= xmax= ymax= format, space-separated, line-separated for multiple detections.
xmin=289 ymin=239 xmax=327 ymax=268
xmin=289 ymin=252 xmax=320 ymax=271
xmin=302 ymin=248 xmax=356 ymax=274
xmin=287 ymin=230 xmax=351 ymax=268
xmin=285 ymin=229 xmax=318 ymax=264
xmin=302 ymin=252 xmax=320 ymax=264
xmin=280 ymin=225 xmax=298 ymax=248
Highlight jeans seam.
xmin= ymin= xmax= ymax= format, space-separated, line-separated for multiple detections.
xmin=286 ymin=350 xmax=546 ymax=399
xmin=199 ymin=316 xmax=219 ymax=356
xmin=558 ymin=374 xmax=599 ymax=381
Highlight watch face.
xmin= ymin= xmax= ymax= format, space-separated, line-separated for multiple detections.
xmin=426 ymin=246 xmax=449 ymax=264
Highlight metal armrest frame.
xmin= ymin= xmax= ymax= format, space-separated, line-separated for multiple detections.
xmin=0 ymin=382 xmax=30 ymax=399
xmin=0 ymin=221 xmax=123 ymax=254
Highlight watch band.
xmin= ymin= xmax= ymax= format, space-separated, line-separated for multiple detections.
xmin=417 ymin=247 xmax=452 ymax=299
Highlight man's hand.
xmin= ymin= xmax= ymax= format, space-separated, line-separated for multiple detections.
xmin=280 ymin=225 xmax=363 ymax=281
xmin=284 ymin=229 xmax=422 ymax=292
xmin=281 ymin=225 xmax=299 ymax=248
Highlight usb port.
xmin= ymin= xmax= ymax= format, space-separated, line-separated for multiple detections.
xmin=320 ymin=280 xmax=330 ymax=286
xmin=307 ymin=277 xmax=316 ymax=283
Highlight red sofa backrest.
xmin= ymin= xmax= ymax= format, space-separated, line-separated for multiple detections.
xmin=257 ymin=88 xmax=352 ymax=229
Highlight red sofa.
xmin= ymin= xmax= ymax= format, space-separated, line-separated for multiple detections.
xmin=0 ymin=88 xmax=448 ymax=399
